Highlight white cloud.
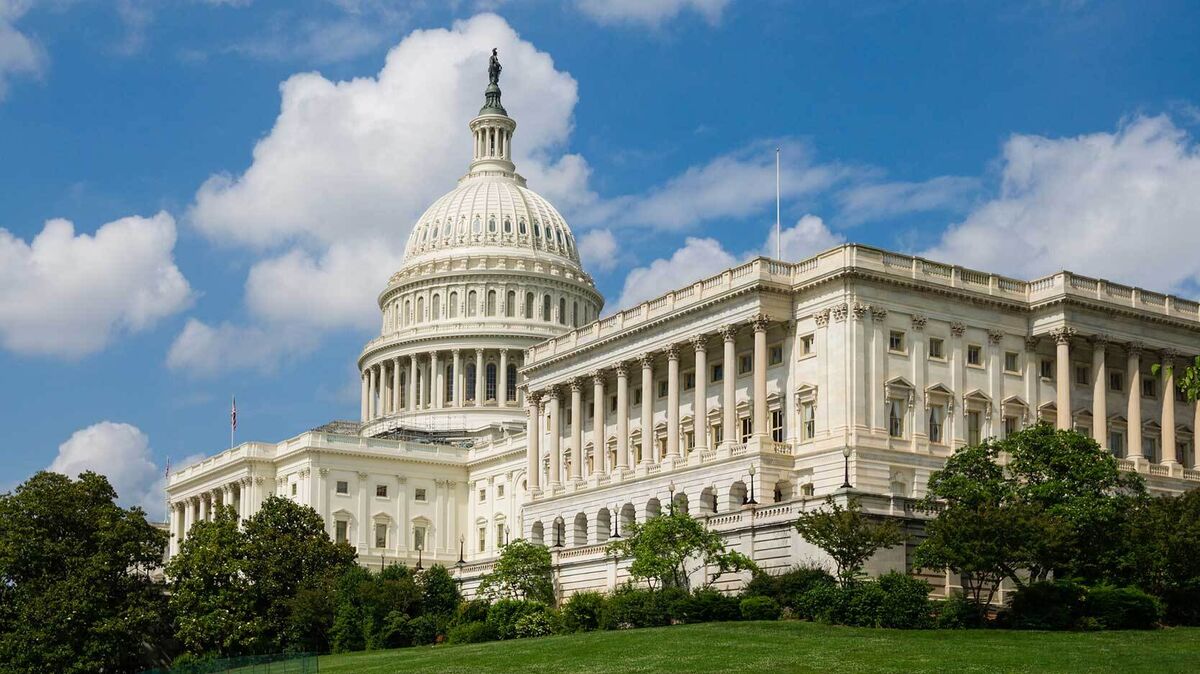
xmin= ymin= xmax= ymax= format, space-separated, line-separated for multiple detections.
xmin=835 ymin=175 xmax=979 ymax=227
xmin=616 ymin=215 xmax=842 ymax=309
xmin=0 ymin=212 xmax=192 ymax=358
xmin=47 ymin=421 xmax=197 ymax=520
xmin=926 ymin=115 xmax=1200 ymax=292
xmin=0 ymin=0 xmax=45 ymax=100
xmin=166 ymin=318 xmax=317 ymax=376
xmin=578 ymin=228 xmax=619 ymax=272
xmin=576 ymin=0 xmax=730 ymax=27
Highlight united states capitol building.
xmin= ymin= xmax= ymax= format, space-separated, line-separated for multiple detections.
xmin=166 ymin=59 xmax=1200 ymax=597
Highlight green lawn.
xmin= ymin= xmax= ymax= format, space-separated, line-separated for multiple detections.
xmin=319 ymin=621 xmax=1200 ymax=673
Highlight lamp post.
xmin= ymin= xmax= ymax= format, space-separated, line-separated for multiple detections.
xmin=415 ymin=544 xmax=423 ymax=572
xmin=668 ymin=481 xmax=676 ymax=514
xmin=841 ymin=446 xmax=853 ymax=489
xmin=554 ymin=519 xmax=564 ymax=548
xmin=455 ymin=534 xmax=466 ymax=593
xmin=611 ymin=503 xmax=621 ymax=539
xmin=746 ymin=463 xmax=758 ymax=505
xmin=711 ymin=483 xmax=719 ymax=513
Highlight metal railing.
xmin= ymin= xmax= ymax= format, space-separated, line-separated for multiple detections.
xmin=140 ymin=652 xmax=318 ymax=674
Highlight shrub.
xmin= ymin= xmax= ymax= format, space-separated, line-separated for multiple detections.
xmin=447 ymin=621 xmax=495 ymax=644
xmin=877 ymin=572 xmax=933 ymax=629
xmin=1161 ymin=581 xmax=1200 ymax=626
xmin=1009 ymin=580 xmax=1085 ymax=630
xmin=407 ymin=614 xmax=443 ymax=646
xmin=673 ymin=588 xmax=741 ymax=624
xmin=561 ymin=592 xmax=607 ymax=632
xmin=378 ymin=611 xmax=412 ymax=648
xmin=456 ymin=599 xmax=492 ymax=625
xmin=797 ymin=582 xmax=846 ymax=623
xmin=932 ymin=593 xmax=983 ymax=629
xmin=487 ymin=599 xmax=548 ymax=640
xmin=739 ymin=596 xmax=782 ymax=621
xmin=600 ymin=587 xmax=673 ymax=629
xmin=751 ymin=566 xmax=838 ymax=613
xmin=514 ymin=611 xmax=555 ymax=638
xmin=843 ymin=581 xmax=887 ymax=627
xmin=1083 ymin=585 xmax=1161 ymax=630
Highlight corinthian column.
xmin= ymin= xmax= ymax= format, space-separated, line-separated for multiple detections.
xmin=368 ymin=366 xmax=378 ymax=420
xmin=1127 ymin=343 xmax=1143 ymax=459
xmin=752 ymin=314 xmax=770 ymax=438
xmin=570 ymin=378 xmax=583 ymax=481
xmin=1163 ymin=351 xmax=1178 ymax=465
xmin=526 ymin=391 xmax=541 ymax=493
xmin=360 ymin=372 xmax=368 ymax=422
xmin=499 ymin=350 xmax=509 ymax=406
xmin=640 ymin=353 xmax=655 ymax=465
xmin=666 ymin=344 xmax=681 ymax=461
xmin=592 ymin=372 xmax=606 ymax=476
xmin=452 ymin=349 xmax=462 ymax=408
xmin=431 ymin=350 xmax=442 ymax=410
xmin=721 ymin=325 xmax=738 ymax=448
xmin=475 ymin=349 xmax=486 ymax=405
xmin=392 ymin=357 xmax=402 ymax=414
xmin=547 ymin=388 xmax=562 ymax=487
xmin=692 ymin=334 xmax=708 ymax=454
xmin=1092 ymin=336 xmax=1109 ymax=449
xmin=1051 ymin=327 xmax=1075 ymax=430
xmin=616 ymin=362 xmax=630 ymax=471
xmin=408 ymin=355 xmax=417 ymax=411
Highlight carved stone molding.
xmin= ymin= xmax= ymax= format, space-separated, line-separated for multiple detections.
xmin=910 ymin=314 xmax=927 ymax=331
xmin=751 ymin=313 xmax=771 ymax=332
xmin=1049 ymin=327 xmax=1076 ymax=345
xmin=813 ymin=308 xmax=831 ymax=327
xmin=851 ymin=303 xmax=869 ymax=321
xmin=1127 ymin=341 xmax=1144 ymax=357
xmin=870 ymin=305 xmax=888 ymax=321
xmin=719 ymin=324 xmax=738 ymax=341
xmin=832 ymin=303 xmax=849 ymax=322
xmin=987 ymin=329 xmax=1004 ymax=345
xmin=950 ymin=322 xmax=966 ymax=338
xmin=614 ymin=361 xmax=629 ymax=378
xmin=690 ymin=333 xmax=708 ymax=352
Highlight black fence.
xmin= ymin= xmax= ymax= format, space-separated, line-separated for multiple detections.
xmin=140 ymin=652 xmax=318 ymax=674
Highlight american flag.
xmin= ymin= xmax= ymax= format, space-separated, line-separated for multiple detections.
xmin=231 ymin=396 xmax=237 ymax=432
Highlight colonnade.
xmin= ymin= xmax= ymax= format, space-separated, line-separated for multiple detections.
xmin=524 ymin=315 xmax=775 ymax=493
xmin=361 ymin=348 xmax=523 ymax=422
xmin=167 ymin=476 xmax=264 ymax=555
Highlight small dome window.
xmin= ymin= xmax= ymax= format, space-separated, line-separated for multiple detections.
xmin=533 ymin=222 xmax=542 ymax=238
xmin=488 ymin=216 xmax=497 ymax=233
xmin=432 ymin=221 xmax=440 ymax=239
xmin=518 ymin=218 xmax=527 ymax=235
xmin=473 ymin=216 xmax=482 ymax=234
xmin=504 ymin=217 xmax=512 ymax=234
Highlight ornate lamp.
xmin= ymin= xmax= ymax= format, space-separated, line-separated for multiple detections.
xmin=841 ymin=446 xmax=853 ymax=489
xmin=746 ymin=463 xmax=758 ymax=505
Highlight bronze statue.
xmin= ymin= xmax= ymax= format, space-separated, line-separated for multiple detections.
xmin=488 ymin=48 xmax=502 ymax=85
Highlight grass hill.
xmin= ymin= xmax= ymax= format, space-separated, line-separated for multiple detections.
xmin=319 ymin=621 xmax=1200 ymax=673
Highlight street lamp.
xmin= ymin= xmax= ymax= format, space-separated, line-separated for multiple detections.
xmin=841 ymin=446 xmax=853 ymax=489
xmin=711 ymin=484 xmax=719 ymax=513
xmin=668 ymin=481 xmax=676 ymax=513
xmin=415 ymin=543 xmax=424 ymax=572
xmin=455 ymin=534 xmax=466 ymax=592
xmin=554 ymin=520 xmax=564 ymax=548
xmin=746 ymin=463 xmax=758 ymax=505
xmin=611 ymin=503 xmax=621 ymax=539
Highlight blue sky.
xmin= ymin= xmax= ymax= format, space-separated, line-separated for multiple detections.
xmin=2 ymin=0 xmax=1199 ymax=517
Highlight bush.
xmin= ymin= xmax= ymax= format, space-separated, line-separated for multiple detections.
xmin=514 ymin=610 xmax=555 ymax=638
xmin=455 ymin=599 xmax=491 ymax=625
xmin=797 ymin=582 xmax=845 ymax=623
xmin=600 ymin=587 xmax=674 ymax=629
xmin=671 ymin=588 xmax=741 ymax=624
xmin=932 ymin=593 xmax=984 ymax=629
xmin=447 ymin=621 xmax=495 ymax=644
xmin=561 ymin=592 xmax=607 ymax=632
xmin=1161 ymin=581 xmax=1200 ymax=626
xmin=378 ymin=611 xmax=412 ymax=648
xmin=1009 ymin=580 xmax=1085 ymax=630
xmin=407 ymin=614 xmax=447 ymax=646
xmin=876 ymin=572 xmax=933 ymax=629
xmin=746 ymin=566 xmax=838 ymax=614
xmin=843 ymin=581 xmax=887 ymax=627
xmin=487 ymin=599 xmax=548 ymax=640
xmin=1084 ymin=585 xmax=1161 ymax=630
xmin=739 ymin=596 xmax=782 ymax=621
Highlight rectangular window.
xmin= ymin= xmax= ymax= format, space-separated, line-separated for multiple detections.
xmin=413 ymin=526 xmax=426 ymax=551
xmin=928 ymin=405 xmax=944 ymax=444
xmin=336 ymin=480 xmax=349 ymax=495
xmin=1075 ymin=365 xmax=1090 ymax=386
xmin=740 ymin=417 xmax=752 ymax=443
xmin=1004 ymin=352 xmax=1019 ymax=373
xmin=497 ymin=523 xmax=506 ymax=547
xmin=1110 ymin=430 xmax=1125 ymax=458
xmin=888 ymin=399 xmax=905 ymax=438
xmin=802 ymin=402 xmax=815 ymax=441
xmin=1040 ymin=359 xmax=1054 ymax=379
xmin=610 ymin=395 xmax=618 ymax=412
xmin=1110 ymin=371 xmax=1124 ymax=392
xmin=290 ymin=482 xmax=297 ymax=496
xmin=478 ymin=488 xmax=486 ymax=503
xmin=376 ymin=484 xmax=388 ymax=498
xmin=967 ymin=344 xmax=982 ymax=366
xmin=497 ymin=484 xmax=505 ymax=498
xmin=889 ymin=330 xmax=905 ymax=353
xmin=928 ymin=338 xmax=944 ymax=359
xmin=770 ymin=409 xmax=784 ymax=442
xmin=967 ymin=411 xmax=982 ymax=446
xmin=738 ymin=354 xmax=753 ymax=375
xmin=1143 ymin=436 xmax=1158 ymax=462
xmin=800 ymin=334 xmax=815 ymax=356
xmin=374 ymin=523 xmax=387 ymax=548
xmin=1142 ymin=377 xmax=1157 ymax=399
xmin=478 ymin=527 xmax=486 ymax=553
xmin=711 ymin=364 xmax=724 ymax=382
xmin=414 ymin=488 xmax=427 ymax=502
xmin=769 ymin=345 xmax=784 ymax=365
xmin=712 ymin=423 xmax=723 ymax=446
xmin=335 ymin=520 xmax=348 ymax=544
xmin=684 ymin=430 xmax=695 ymax=449
xmin=658 ymin=380 xmax=668 ymax=398
xmin=1004 ymin=416 xmax=1019 ymax=438
xmin=634 ymin=388 xmax=642 ymax=405
xmin=684 ymin=372 xmax=696 ymax=390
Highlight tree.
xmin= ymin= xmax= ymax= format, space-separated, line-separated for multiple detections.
xmin=419 ymin=564 xmax=462 ymax=616
xmin=479 ymin=538 xmax=555 ymax=604
xmin=1119 ymin=489 xmax=1200 ymax=622
xmin=793 ymin=496 xmax=905 ymax=586
xmin=0 ymin=471 xmax=170 ymax=674
xmin=1153 ymin=356 xmax=1200 ymax=403
xmin=607 ymin=508 xmax=756 ymax=591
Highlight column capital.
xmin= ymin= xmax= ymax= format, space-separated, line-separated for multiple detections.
xmin=1127 ymin=341 xmax=1144 ymax=356
xmin=1024 ymin=334 xmax=1040 ymax=350
xmin=546 ymin=385 xmax=561 ymax=401
xmin=665 ymin=343 xmax=680 ymax=360
xmin=813 ymin=308 xmax=831 ymax=327
xmin=950 ymin=322 xmax=966 ymax=338
xmin=318 ymin=468 xmax=329 ymax=477
xmin=1091 ymin=333 xmax=1113 ymax=347
xmin=452 ymin=348 xmax=461 ymax=356
xmin=719 ymin=324 xmax=738 ymax=341
xmin=987 ymin=329 xmax=1004 ymax=345
xmin=615 ymin=361 xmax=630 ymax=378
xmin=751 ymin=313 xmax=772 ymax=332
xmin=640 ymin=352 xmax=655 ymax=369
xmin=570 ymin=377 xmax=585 ymax=393
xmin=850 ymin=303 xmax=868 ymax=321
xmin=870 ymin=305 xmax=888 ymax=321
xmin=832 ymin=303 xmax=849 ymax=322
xmin=589 ymin=369 xmax=606 ymax=385
xmin=357 ymin=471 xmax=369 ymax=481
xmin=1161 ymin=348 xmax=1180 ymax=362
xmin=1049 ymin=327 xmax=1076 ymax=345
xmin=690 ymin=333 xmax=708 ymax=353
xmin=910 ymin=314 xmax=927 ymax=331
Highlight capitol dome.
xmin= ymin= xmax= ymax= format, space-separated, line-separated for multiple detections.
xmin=357 ymin=51 xmax=602 ymax=438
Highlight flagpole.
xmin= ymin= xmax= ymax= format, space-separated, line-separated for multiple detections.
xmin=230 ymin=395 xmax=236 ymax=450
xmin=775 ymin=146 xmax=781 ymax=259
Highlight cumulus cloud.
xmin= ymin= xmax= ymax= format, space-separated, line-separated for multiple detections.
xmin=575 ymin=0 xmax=730 ymax=27
xmin=835 ymin=175 xmax=979 ymax=227
xmin=578 ymin=228 xmax=619 ymax=272
xmin=166 ymin=318 xmax=317 ymax=376
xmin=0 ymin=0 xmax=45 ymax=100
xmin=47 ymin=421 xmax=191 ymax=520
xmin=0 ymin=212 xmax=192 ymax=358
xmin=925 ymin=115 xmax=1200 ymax=292
xmin=616 ymin=215 xmax=842 ymax=309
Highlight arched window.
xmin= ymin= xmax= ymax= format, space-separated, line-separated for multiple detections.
xmin=466 ymin=363 xmax=477 ymax=401
xmin=445 ymin=364 xmax=454 ymax=402
xmin=518 ymin=218 xmax=527 ymax=235
xmin=449 ymin=292 xmax=458 ymax=318
xmin=488 ymin=216 xmax=497 ymax=233
xmin=572 ymin=301 xmax=579 ymax=327
xmin=486 ymin=290 xmax=497 ymax=316
xmin=542 ymin=295 xmax=551 ymax=322
xmin=416 ymin=297 xmax=424 ymax=322
xmin=506 ymin=364 xmax=517 ymax=402
xmin=534 ymin=222 xmax=542 ymax=239
xmin=486 ymin=363 xmax=497 ymax=401
xmin=503 ymin=217 xmax=512 ymax=234
xmin=467 ymin=290 xmax=477 ymax=317
xmin=506 ymin=290 xmax=516 ymax=318
xmin=431 ymin=294 xmax=440 ymax=319
xmin=525 ymin=292 xmax=534 ymax=319
xmin=432 ymin=221 xmax=440 ymax=239
xmin=472 ymin=216 xmax=482 ymax=234
xmin=403 ymin=300 xmax=411 ymax=327
xmin=559 ymin=298 xmax=567 ymax=325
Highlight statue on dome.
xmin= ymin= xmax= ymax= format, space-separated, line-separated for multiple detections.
xmin=488 ymin=48 xmax=502 ymax=85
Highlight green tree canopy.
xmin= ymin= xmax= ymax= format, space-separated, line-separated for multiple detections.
xmin=479 ymin=538 xmax=555 ymax=604
xmin=793 ymin=496 xmax=905 ymax=586
xmin=607 ymin=508 xmax=756 ymax=591
xmin=0 ymin=471 xmax=170 ymax=674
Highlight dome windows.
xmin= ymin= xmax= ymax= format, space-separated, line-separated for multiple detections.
xmin=518 ymin=218 xmax=527 ymax=235
xmin=488 ymin=216 xmax=497 ymax=234
xmin=472 ymin=216 xmax=482 ymax=235
xmin=503 ymin=217 xmax=512 ymax=234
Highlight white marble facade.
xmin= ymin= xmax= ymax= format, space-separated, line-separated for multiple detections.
xmin=166 ymin=69 xmax=1200 ymax=598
